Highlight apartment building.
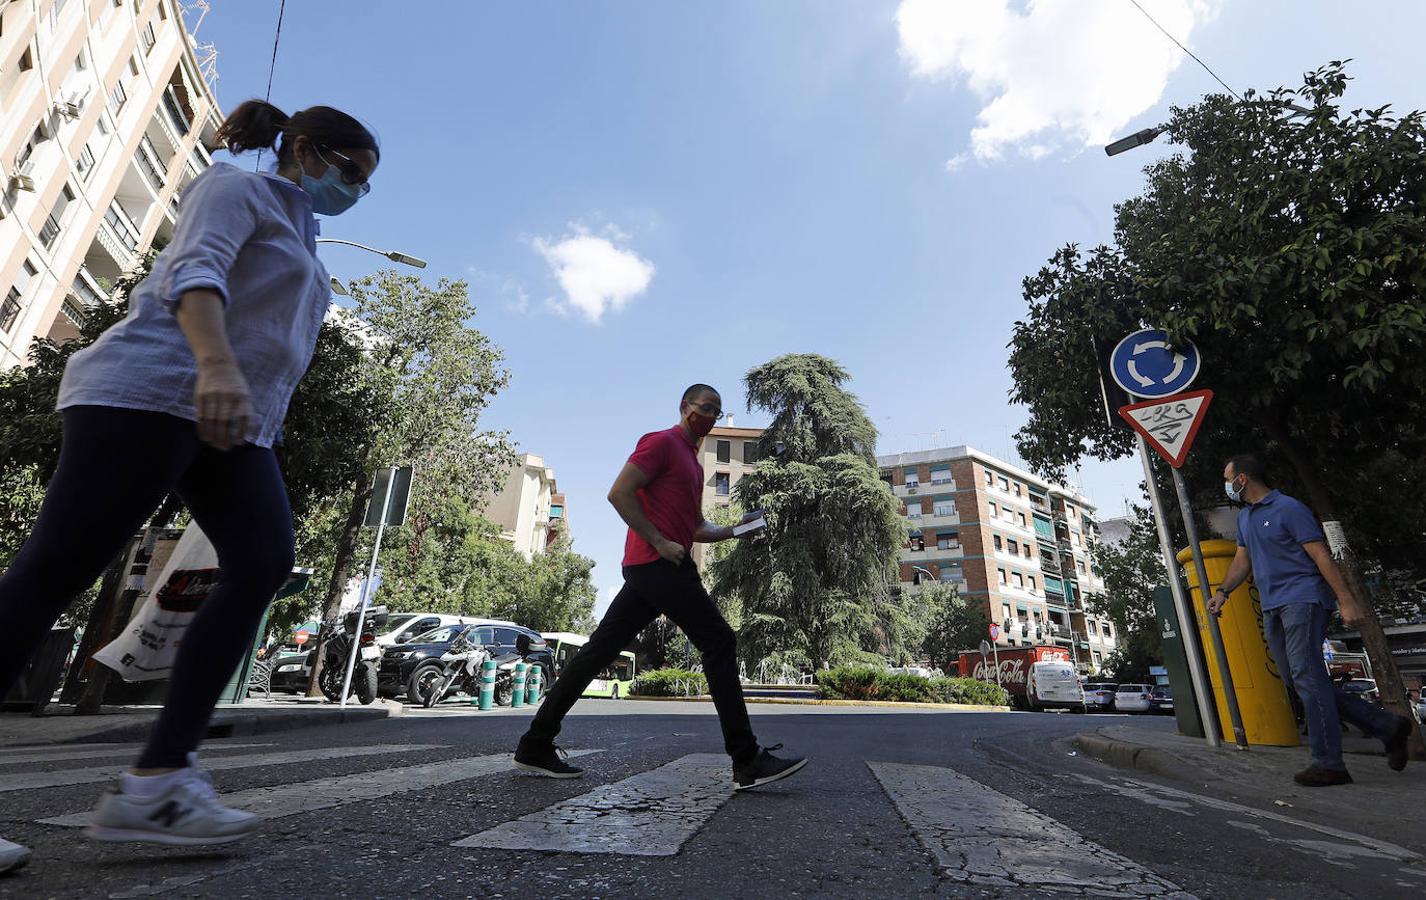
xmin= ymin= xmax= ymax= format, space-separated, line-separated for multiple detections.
xmin=1 ymin=0 xmax=221 ymax=369
xmin=877 ymin=446 xmax=1117 ymax=674
xmin=691 ymin=421 xmax=763 ymax=568
xmin=485 ymin=453 xmax=567 ymax=560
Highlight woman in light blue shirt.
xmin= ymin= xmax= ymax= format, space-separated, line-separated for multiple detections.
xmin=0 ymin=100 xmax=378 ymax=862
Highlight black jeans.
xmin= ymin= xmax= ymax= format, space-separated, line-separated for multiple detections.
xmin=0 ymin=406 xmax=295 ymax=768
xmin=523 ymin=557 xmax=759 ymax=764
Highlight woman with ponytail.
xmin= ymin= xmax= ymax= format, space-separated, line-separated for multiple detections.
xmin=0 ymin=100 xmax=378 ymax=865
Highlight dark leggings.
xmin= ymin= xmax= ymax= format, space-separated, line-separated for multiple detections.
xmin=0 ymin=406 xmax=294 ymax=768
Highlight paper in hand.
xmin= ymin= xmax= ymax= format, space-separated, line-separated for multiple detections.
xmin=733 ymin=514 xmax=767 ymax=537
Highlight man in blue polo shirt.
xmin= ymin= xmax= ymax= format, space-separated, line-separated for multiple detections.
xmin=1207 ymin=454 xmax=1412 ymax=786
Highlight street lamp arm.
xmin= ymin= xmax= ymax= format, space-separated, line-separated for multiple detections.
xmin=315 ymin=238 xmax=428 ymax=269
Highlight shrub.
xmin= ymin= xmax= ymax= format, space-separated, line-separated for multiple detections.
xmin=631 ymin=668 xmax=708 ymax=697
xmin=815 ymin=667 xmax=1010 ymax=707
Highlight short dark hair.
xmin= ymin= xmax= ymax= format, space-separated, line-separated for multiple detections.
xmin=682 ymin=383 xmax=719 ymax=404
xmin=1226 ymin=453 xmax=1267 ymax=483
xmin=216 ymin=100 xmax=379 ymax=166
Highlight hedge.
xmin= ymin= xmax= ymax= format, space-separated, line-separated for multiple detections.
xmin=631 ymin=668 xmax=709 ymax=697
xmin=815 ymin=667 xmax=1010 ymax=707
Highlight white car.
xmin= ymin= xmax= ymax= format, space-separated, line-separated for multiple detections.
xmin=377 ymin=613 xmax=517 ymax=648
xmin=1114 ymin=683 xmax=1154 ymax=714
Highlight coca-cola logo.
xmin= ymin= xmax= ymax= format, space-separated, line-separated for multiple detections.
xmin=972 ymin=658 xmax=1026 ymax=685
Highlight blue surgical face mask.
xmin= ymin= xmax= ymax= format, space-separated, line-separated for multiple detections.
xmin=1224 ymin=477 xmax=1244 ymax=503
xmin=301 ymin=164 xmax=364 ymax=216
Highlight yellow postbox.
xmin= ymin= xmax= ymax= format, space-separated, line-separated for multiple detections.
xmin=1178 ymin=540 xmax=1300 ymax=747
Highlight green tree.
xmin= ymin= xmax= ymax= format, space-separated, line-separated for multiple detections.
xmin=1088 ymin=508 xmax=1165 ymax=680
xmin=494 ymin=532 xmax=598 ymax=633
xmin=710 ymin=354 xmax=915 ymax=669
xmin=919 ymin=583 xmax=988 ymax=672
xmin=1007 ymin=61 xmax=1426 ymax=743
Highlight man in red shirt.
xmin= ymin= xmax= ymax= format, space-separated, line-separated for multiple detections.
xmin=515 ymin=384 xmax=808 ymax=790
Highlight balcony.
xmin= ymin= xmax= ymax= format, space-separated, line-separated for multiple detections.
xmin=72 ymin=268 xmax=107 ymax=308
xmin=163 ymin=86 xmax=191 ymax=136
xmin=136 ymin=138 xmax=166 ymax=193
xmin=894 ymin=482 xmax=923 ymax=498
xmin=920 ymin=512 xmax=960 ymax=528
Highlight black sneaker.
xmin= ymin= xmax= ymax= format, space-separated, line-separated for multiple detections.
xmin=514 ymin=743 xmax=583 ymax=779
xmin=1293 ymin=765 xmax=1353 ymax=787
xmin=1384 ymin=715 xmax=1413 ymax=772
xmin=733 ymin=744 xmax=808 ymax=791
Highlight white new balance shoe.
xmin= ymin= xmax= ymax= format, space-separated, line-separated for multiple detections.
xmin=86 ymin=767 xmax=261 ymax=845
xmin=0 ymin=837 xmax=30 ymax=874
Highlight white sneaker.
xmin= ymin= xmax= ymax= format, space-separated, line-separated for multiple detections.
xmin=0 ymin=837 xmax=30 ymax=874
xmin=85 ymin=768 xmax=261 ymax=846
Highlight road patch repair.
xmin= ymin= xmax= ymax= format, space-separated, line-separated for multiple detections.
xmin=453 ymin=753 xmax=733 ymax=856
xmin=869 ymin=761 xmax=1194 ymax=898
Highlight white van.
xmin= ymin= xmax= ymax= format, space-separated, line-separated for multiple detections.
xmin=1027 ymin=660 xmax=1086 ymax=713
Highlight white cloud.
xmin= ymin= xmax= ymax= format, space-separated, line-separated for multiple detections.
xmin=531 ymin=224 xmax=655 ymax=324
xmin=896 ymin=0 xmax=1223 ymax=163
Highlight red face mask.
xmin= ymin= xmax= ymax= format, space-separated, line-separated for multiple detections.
xmin=687 ymin=410 xmax=717 ymax=438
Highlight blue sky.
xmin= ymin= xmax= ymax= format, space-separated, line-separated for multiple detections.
xmin=193 ymin=1 xmax=1426 ymax=617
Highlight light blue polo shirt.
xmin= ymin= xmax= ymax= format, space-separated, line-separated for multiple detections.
xmin=1235 ymin=490 xmax=1336 ymax=610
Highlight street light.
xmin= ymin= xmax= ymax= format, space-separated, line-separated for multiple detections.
xmin=315 ymin=238 xmax=428 ymax=269
xmin=1104 ymin=126 xmax=1167 ymax=156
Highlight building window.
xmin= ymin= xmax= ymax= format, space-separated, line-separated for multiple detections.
xmin=906 ymin=501 xmax=922 ymax=519
xmin=2 ymin=262 xmax=37 ymax=333
xmin=16 ymin=122 xmax=47 ymax=169
xmin=1077 ymin=560 xmax=1087 ymax=574
xmin=715 ymin=472 xmax=730 ymax=496
xmin=1102 ymin=623 xmax=1112 ymax=638
xmin=74 ymin=48 xmax=89 ymax=71
xmin=997 ymin=568 xmax=1007 ymax=585
xmin=1012 ymin=572 xmax=1024 ymax=589
xmin=549 ymin=504 xmax=563 ymax=520
xmin=40 ymin=186 xmax=75 ymax=250
xmin=939 ymin=567 xmax=959 ymax=584
xmin=930 ymin=466 xmax=952 ymax=485
xmin=1007 ymin=538 xmax=1019 ymax=555
xmin=105 ymin=202 xmax=141 ymax=250
xmin=743 ymin=441 xmax=757 ymax=465
xmin=76 ymin=143 xmax=95 ymax=179
xmin=998 ymin=476 xmax=1009 ymax=491
xmin=1018 ymin=512 xmax=1028 ymax=528
xmin=909 ymin=534 xmax=925 ymax=552
xmin=984 ymin=469 xmax=994 ymax=487
xmin=903 ymin=468 xmax=920 ymax=488
xmin=933 ymin=499 xmax=954 ymax=517
xmin=141 ymin=20 xmax=157 ymax=52
xmin=993 ymin=534 xmax=1002 ymax=551
xmin=109 ymin=79 xmax=128 ymax=115
xmin=716 ymin=440 xmax=730 ymax=464
xmin=1093 ymin=651 xmax=1102 ymax=665
xmin=19 ymin=47 xmax=34 ymax=72
xmin=936 ymin=531 xmax=958 ymax=551
xmin=1013 ymin=482 xmax=1022 ymax=497
xmin=1028 ymin=575 xmax=1037 ymax=592
xmin=988 ymin=500 xmax=997 ymax=517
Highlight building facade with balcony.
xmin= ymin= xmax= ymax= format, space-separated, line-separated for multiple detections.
xmin=1 ymin=0 xmax=221 ymax=369
xmin=485 ymin=453 xmax=567 ymax=560
xmin=877 ymin=445 xmax=1116 ymax=674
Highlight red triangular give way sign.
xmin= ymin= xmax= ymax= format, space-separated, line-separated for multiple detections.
xmin=1118 ymin=390 xmax=1214 ymax=468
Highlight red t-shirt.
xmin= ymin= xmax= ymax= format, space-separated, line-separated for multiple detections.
xmin=622 ymin=426 xmax=704 ymax=566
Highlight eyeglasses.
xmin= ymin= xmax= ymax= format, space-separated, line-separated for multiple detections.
xmin=687 ymin=400 xmax=722 ymax=418
xmin=316 ymin=146 xmax=372 ymax=195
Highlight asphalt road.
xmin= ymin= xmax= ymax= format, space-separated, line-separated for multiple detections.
xmin=2 ymin=702 xmax=1423 ymax=898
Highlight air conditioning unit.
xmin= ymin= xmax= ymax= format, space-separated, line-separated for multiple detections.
xmin=54 ymin=90 xmax=87 ymax=120
xmin=906 ymin=484 xmax=918 ymax=494
xmin=9 ymin=161 xmax=37 ymax=193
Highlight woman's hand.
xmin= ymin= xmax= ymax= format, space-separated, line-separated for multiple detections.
xmin=194 ymin=357 xmax=253 ymax=450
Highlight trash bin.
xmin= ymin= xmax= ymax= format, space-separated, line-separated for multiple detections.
xmin=1178 ymin=540 xmax=1299 ymax=747
xmin=1151 ymin=585 xmax=1208 ymax=739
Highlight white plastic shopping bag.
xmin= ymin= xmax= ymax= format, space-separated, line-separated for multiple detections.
xmin=93 ymin=525 xmax=220 ymax=682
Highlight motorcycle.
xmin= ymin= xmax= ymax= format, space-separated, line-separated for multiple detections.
xmin=421 ymin=631 xmax=547 ymax=708
xmin=316 ymin=605 xmax=389 ymax=705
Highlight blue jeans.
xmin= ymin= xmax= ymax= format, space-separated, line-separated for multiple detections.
xmin=1262 ymin=602 xmax=1397 ymax=771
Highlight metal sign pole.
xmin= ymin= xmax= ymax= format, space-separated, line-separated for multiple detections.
xmin=991 ymin=641 xmax=1001 ymax=687
xmin=340 ymin=467 xmax=396 ymax=709
xmin=1137 ymin=435 xmax=1222 ymax=748
xmin=1170 ymin=466 xmax=1249 ymax=750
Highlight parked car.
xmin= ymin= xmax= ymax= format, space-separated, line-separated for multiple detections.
xmin=376 ymin=613 xmax=519 ymax=648
xmin=269 ymin=647 xmax=315 ymax=693
xmin=379 ymin=622 xmax=554 ymax=705
xmin=1149 ymin=685 xmax=1174 ymax=715
xmin=1413 ymin=694 xmax=1426 ymax=724
xmin=1114 ymin=683 xmax=1154 ymax=714
xmin=1340 ymin=677 xmax=1381 ymax=706
xmin=1083 ymin=683 xmax=1118 ymax=712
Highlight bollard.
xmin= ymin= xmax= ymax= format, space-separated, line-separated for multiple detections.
xmin=512 ymin=662 xmax=528 ymax=709
xmin=526 ymin=664 xmax=542 ymax=705
xmin=477 ymin=657 xmax=496 ymax=710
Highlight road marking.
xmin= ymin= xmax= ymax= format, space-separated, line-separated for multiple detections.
xmin=1 ymin=744 xmax=442 ymax=793
xmin=1066 ymin=771 xmax=1421 ymax=865
xmin=869 ymin=762 xmax=1193 ymax=898
xmin=0 ymin=743 xmax=271 ymax=768
xmin=40 ymin=750 xmax=604 ymax=827
xmin=453 ymin=753 xmax=732 ymax=856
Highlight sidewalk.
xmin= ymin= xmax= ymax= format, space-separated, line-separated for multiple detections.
xmin=0 ymin=695 xmax=401 ymax=747
xmin=1075 ymin=722 xmax=1426 ymax=853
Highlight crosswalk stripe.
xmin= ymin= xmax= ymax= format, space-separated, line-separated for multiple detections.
xmin=452 ymin=753 xmax=732 ymax=856
xmin=39 ymin=750 xmax=605 ymax=827
xmin=0 ymin=744 xmax=443 ymax=793
xmin=868 ymin=762 xmax=1194 ymax=898
xmin=0 ymin=743 xmax=272 ymax=768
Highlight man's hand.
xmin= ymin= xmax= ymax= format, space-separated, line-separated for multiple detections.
xmin=656 ymin=538 xmax=687 ymax=565
xmin=194 ymin=358 xmax=253 ymax=450
xmin=1207 ymin=588 xmax=1229 ymax=616
xmin=1337 ymin=593 xmax=1366 ymax=629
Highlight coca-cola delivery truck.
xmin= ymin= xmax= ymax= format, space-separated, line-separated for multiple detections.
xmin=956 ymin=645 xmax=1085 ymax=712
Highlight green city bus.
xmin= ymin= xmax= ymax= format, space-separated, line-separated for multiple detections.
xmin=542 ymin=632 xmax=636 ymax=699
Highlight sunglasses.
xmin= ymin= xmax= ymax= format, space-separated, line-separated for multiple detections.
xmin=316 ymin=146 xmax=372 ymax=195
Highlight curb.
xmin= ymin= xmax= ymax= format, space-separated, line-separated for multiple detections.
xmin=626 ymin=695 xmax=1012 ymax=713
xmin=1073 ymin=730 xmax=1216 ymax=783
xmin=53 ymin=703 xmax=401 ymax=745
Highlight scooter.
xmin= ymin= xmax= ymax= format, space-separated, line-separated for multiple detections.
xmin=316 ymin=605 xmax=389 ymax=705
xmin=422 ymin=631 xmax=547 ymax=707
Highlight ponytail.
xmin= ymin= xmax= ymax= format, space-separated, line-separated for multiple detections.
xmin=215 ymin=100 xmax=290 ymax=155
